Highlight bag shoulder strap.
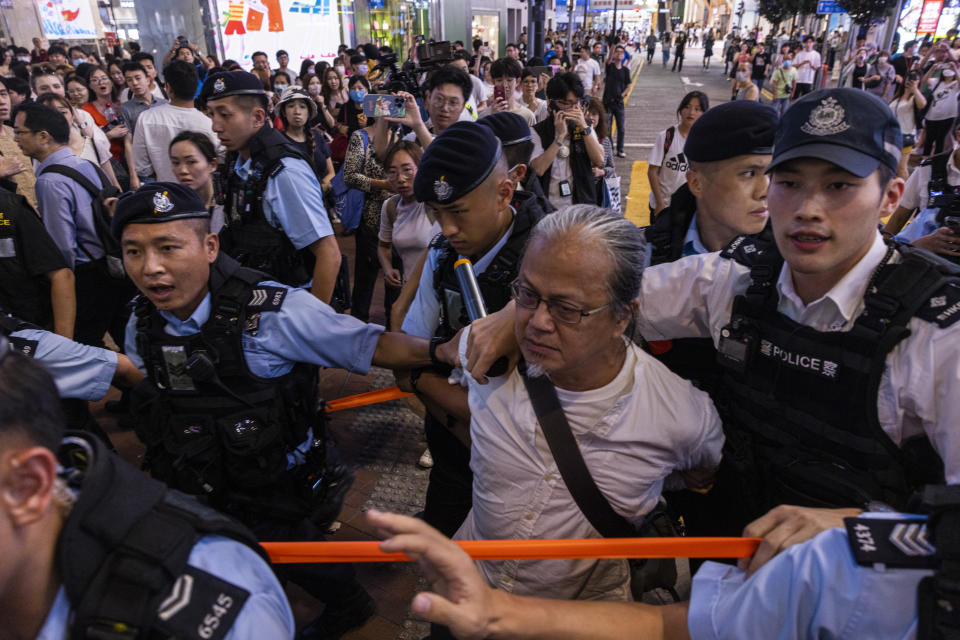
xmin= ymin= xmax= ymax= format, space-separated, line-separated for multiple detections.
xmin=41 ymin=163 xmax=102 ymax=198
xmin=659 ymin=126 xmax=675 ymax=176
xmin=521 ymin=367 xmax=636 ymax=538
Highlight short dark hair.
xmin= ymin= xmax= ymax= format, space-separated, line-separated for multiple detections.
xmin=0 ymin=348 xmax=65 ymax=451
xmin=347 ymin=75 xmax=370 ymax=91
xmin=350 ymin=54 xmax=367 ymax=66
xmin=272 ymin=71 xmax=291 ymax=84
xmin=170 ymin=130 xmax=217 ymax=162
xmin=48 ymin=45 xmax=67 ymax=58
xmin=127 ymin=42 xmax=141 ymax=53
xmin=233 ymin=93 xmax=270 ymax=114
xmin=424 ymin=65 xmax=472 ymax=103
xmin=121 ymin=61 xmax=147 ymax=76
xmin=276 ymin=49 xmax=288 ymax=58
xmin=490 ymin=57 xmax=522 ymax=80
xmin=131 ymin=51 xmax=155 ymax=65
xmin=2 ymin=76 xmax=29 ymax=98
xmin=12 ymin=102 xmax=70 ymax=144
xmin=162 ymin=60 xmax=199 ymax=100
xmin=506 ymin=42 xmax=518 ymax=50
xmin=452 ymin=50 xmax=472 ymax=63
xmin=502 ymin=140 xmax=534 ymax=168
xmin=586 ymin=97 xmax=608 ymax=139
xmin=252 ymin=51 xmax=268 ymax=60
xmin=68 ymin=45 xmax=85 ymax=57
xmin=545 ymin=71 xmax=584 ymax=100
xmin=677 ymin=90 xmax=708 ymax=116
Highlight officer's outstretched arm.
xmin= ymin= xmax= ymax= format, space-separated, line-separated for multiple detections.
xmin=462 ymin=301 xmax=521 ymax=384
xmin=368 ymin=510 xmax=690 ymax=640
xmin=372 ymin=332 xmax=432 ymax=370
xmin=114 ymin=353 xmax=145 ymax=389
xmin=308 ymin=236 xmax=342 ymax=303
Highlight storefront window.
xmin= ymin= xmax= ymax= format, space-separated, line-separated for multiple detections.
xmin=472 ymin=13 xmax=500 ymax=59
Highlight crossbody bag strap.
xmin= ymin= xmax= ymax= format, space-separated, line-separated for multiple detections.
xmin=520 ymin=366 xmax=636 ymax=538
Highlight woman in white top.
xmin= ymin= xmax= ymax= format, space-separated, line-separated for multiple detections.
xmin=647 ymin=90 xmax=708 ymax=217
xmin=889 ymin=72 xmax=927 ymax=178
xmin=37 ymin=92 xmax=120 ymax=189
xmin=378 ymin=141 xmax=437 ymax=305
xmin=919 ymin=59 xmax=960 ymax=156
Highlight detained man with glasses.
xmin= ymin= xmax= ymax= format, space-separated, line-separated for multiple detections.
xmin=434 ymin=205 xmax=723 ymax=603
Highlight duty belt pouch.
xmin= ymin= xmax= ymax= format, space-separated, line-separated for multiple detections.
xmin=767 ymin=447 xmax=881 ymax=511
xmin=521 ymin=366 xmax=687 ymax=603
xmin=216 ymin=405 xmax=287 ymax=489
xmin=919 ymin=486 xmax=960 ymax=640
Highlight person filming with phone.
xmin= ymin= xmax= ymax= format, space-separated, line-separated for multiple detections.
xmin=485 ymin=57 xmax=536 ymax=126
xmin=528 ymin=72 xmax=605 ymax=207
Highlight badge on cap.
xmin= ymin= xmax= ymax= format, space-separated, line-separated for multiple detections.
xmin=213 ymin=77 xmax=226 ymax=94
xmin=434 ymin=175 xmax=453 ymax=201
xmin=801 ymin=97 xmax=850 ymax=137
xmin=153 ymin=191 xmax=174 ymax=214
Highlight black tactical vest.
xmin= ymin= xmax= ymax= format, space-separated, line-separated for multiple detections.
xmin=57 ymin=431 xmax=265 ymax=640
xmin=644 ymin=183 xmax=697 ymax=267
xmin=714 ymin=235 xmax=954 ymax=518
xmin=431 ymin=199 xmax=543 ymax=340
xmin=0 ymin=190 xmax=50 ymax=325
xmin=220 ymin=126 xmax=316 ymax=286
xmin=132 ymin=254 xmax=319 ymax=509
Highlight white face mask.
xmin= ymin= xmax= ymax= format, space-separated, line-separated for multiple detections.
xmin=945 ymin=70 xmax=957 ymax=78
xmin=308 ymin=84 xmax=321 ymax=96
xmin=879 ymin=56 xmax=888 ymax=64
xmin=274 ymin=83 xmax=288 ymax=92
xmin=357 ymin=63 xmax=368 ymax=75
xmin=17 ymin=56 xmax=30 ymax=63
xmin=335 ymin=65 xmax=345 ymax=75
xmin=73 ymin=58 xmax=86 ymax=66
xmin=736 ymin=71 xmax=748 ymax=81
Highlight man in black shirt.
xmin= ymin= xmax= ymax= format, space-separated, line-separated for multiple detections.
xmin=752 ymin=44 xmax=770 ymax=92
xmin=0 ymin=184 xmax=75 ymax=336
xmin=603 ymin=45 xmax=632 ymax=158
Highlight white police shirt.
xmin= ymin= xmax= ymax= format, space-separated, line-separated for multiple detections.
xmin=454 ymin=326 xmax=724 ymax=601
xmin=687 ymin=515 xmax=930 ymax=639
xmin=636 ymin=232 xmax=960 ymax=484
xmin=9 ymin=328 xmax=116 ymax=400
xmin=36 ymin=535 xmax=295 ymax=639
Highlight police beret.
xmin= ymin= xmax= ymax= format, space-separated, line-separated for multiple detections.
xmin=478 ymin=111 xmax=532 ymax=147
xmin=112 ymin=182 xmax=209 ymax=240
xmin=684 ymin=101 xmax=778 ymax=163
xmin=414 ymin=122 xmax=503 ymax=204
xmin=200 ymin=70 xmax=266 ymax=105
xmin=769 ymin=88 xmax=901 ymax=178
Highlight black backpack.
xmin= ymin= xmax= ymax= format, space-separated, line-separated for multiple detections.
xmin=40 ymin=162 xmax=124 ymax=279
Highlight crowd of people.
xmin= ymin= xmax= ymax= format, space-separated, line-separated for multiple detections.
xmin=0 ymin=21 xmax=958 ymax=640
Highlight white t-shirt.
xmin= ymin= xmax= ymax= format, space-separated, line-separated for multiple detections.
xmin=889 ymin=96 xmax=918 ymax=136
xmin=900 ymin=151 xmax=960 ymax=211
xmin=378 ymin=195 xmax=439 ymax=279
xmin=574 ymin=57 xmax=602 ymax=91
xmin=647 ymin=127 xmax=688 ymax=208
xmin=794 ymin=49 xmax=821 ymax=84
xmin=925 ymin=80 xmax=959 ymax=121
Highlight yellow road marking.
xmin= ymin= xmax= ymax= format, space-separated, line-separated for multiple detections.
xmin=625 ymin=160 xmax=651 ymax=228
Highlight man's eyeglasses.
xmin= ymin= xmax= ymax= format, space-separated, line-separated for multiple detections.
xmin=511 ymin=282 xmax=611 ymax=325
xmin=430 ymin=95 xmax=462 ymax=111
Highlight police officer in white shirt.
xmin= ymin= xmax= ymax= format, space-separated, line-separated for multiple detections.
xmin=462 ymin=88 xmax=960 ymax=571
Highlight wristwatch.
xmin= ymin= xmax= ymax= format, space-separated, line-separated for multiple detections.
xmin=583 ymin=125 xmax=594 ymax=136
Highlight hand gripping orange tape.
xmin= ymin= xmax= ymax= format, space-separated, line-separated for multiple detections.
xmin=261 ymin=537 xmax=762 ymax=564
xmin=324 ymin=386 xmax=413 ymax=412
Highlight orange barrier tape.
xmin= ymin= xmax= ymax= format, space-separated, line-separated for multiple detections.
xmin=324 ymin=386 xmax=413 ymax=412
xmin=261 ymin=537 xmax=762 ymax=564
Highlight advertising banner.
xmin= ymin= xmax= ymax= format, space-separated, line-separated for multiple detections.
xmin=215 ymin=0 xmax=342 ymax=67
xmin=918 ymin=0 xmax=944 ymax=34
xmin=36 ymin=0 xmax=99 ymax=40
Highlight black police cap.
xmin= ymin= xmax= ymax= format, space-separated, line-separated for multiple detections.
xmin=414 ymin=122 xmax=503 ymax=204
xmin=684 ymin=101 xmax=779 ymax=163
xmin=769 ymin=88 xmax=901 ymax=178
xmin=199 ymin=70 xmax=266 ymax=105
xmin=478 ymin=111 xmax=532 ymax=147
xmin=112 ymin=182 xmax=209 ymax=240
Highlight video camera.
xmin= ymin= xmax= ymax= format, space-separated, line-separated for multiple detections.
xmin=376 ymin=40 xmax=455 ymax=99
xmin=926 ymin=182 xmax=960 ymax=263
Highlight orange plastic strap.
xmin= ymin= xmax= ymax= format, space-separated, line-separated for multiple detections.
xmin=324 ymin=386 xmax=413 ymax=412
xmin=261 ymin=537 xmax=762 ymax=564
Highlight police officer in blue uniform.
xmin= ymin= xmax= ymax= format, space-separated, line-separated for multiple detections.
xmin=114 ymin=183 xmax=435 ymax=639
xmin=200 ymin=71 xmax=343 ymax=303
xmin=365 ymin=486 xmax=960 ymax=639
xmin=399 ymin=123 xmax=545 ymax=539
xmin=1 ymin=308 xmax=142 ymax=443
xmin=0 ymin=343 xmax=295 ymax=640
